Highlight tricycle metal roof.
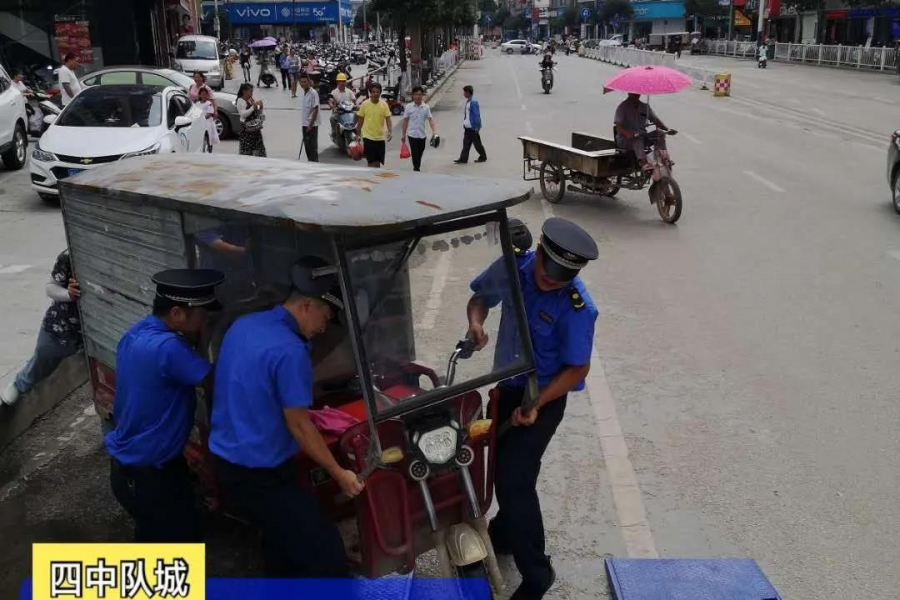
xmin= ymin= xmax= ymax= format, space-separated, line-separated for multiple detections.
xmin=61 ymin=154 xmax=533 ymax=235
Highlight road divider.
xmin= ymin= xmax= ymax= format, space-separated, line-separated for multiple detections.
xmin=582 ymin=46 xmax=730 ymax=96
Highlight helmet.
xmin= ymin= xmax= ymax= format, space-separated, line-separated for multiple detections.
xmin=429 ymin=134 xmax=441 ymax=148
xmin=508 ymin=218 xmax=533 ymax=255
xmin=336 ymin=73 xmax=348 ymax=82
xmin=348 ymin=140 xmax=364 ymax=161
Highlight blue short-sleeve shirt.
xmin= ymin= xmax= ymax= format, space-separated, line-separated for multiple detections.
xmin=470 ymin=252 xmax=597 ymax=390
xmin=105 ymin=316 xmax=211 ymax=467
xmin=209 ymin=306 xmax=314 ymax=468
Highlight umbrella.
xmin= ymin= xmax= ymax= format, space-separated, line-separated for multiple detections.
xmin=249 ymin=39 xmax=277 ymax=49
xmin=603 ymin=66 xmax=692 ymax=95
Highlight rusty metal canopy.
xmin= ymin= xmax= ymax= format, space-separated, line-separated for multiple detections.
xmin=61 ymin=154 xmax=534 ymax=235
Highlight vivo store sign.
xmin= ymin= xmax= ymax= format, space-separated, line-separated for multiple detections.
xmin=205 ymin=1 xmax=352 ymax=24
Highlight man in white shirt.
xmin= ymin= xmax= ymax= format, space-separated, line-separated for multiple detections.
xmin=12 ymin=71 xmax=31 ymax=96
xmin=401 ymin=86 xmax=438 ymax=172
xmin=298 ymin=72 xmax=320 ymax=162
xmin=58 ymin=53 xmax=82 ymax=106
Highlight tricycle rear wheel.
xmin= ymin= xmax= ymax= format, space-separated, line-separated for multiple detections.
xmin=539 ymin=160 xmax=566 ymax=203
xmin=652 ymin=177 xmax=682 ymax=223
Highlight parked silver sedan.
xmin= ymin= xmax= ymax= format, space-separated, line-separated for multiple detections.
xmin=77 ymin=67 xmax=241 ymax=139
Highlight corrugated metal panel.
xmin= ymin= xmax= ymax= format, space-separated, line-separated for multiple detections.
xmin=61 ymin=154 xmax=533 ymax=235
xmin=63 ymin=187 xmax=189 ymax=369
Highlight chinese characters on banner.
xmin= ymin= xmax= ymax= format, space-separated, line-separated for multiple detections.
xmin=54 ymin=18 xmax=93 ymax=64
xmin=32 ymin=543 xmax=204 ymax=600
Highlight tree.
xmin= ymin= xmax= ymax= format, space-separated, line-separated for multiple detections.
xmin=479 ymin=0 xmax=498 ymax=14
xmin=599 ymin=0 xmax=634 ymax=23
xmin=551 ymin=5 xmax=580 ymax=34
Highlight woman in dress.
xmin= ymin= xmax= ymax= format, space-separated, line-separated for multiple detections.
xmin=288 ymin=48 xmax=301 ymax=98
xmin=198 ymin=87 xmax=220 ymax=152
xmin=236 ymin=83 xmax=266 ymax=157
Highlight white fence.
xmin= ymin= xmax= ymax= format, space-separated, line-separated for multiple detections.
xmin=584 ymin=46 xmax=676 ymax=68
xmin=704 ymin=39 xmax=900 ymax=71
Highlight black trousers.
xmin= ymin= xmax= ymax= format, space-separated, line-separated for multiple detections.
xmin=214 ymin=456 xmax=348 ymax=578
xmin=458 ymin=127 xmax=486 ymax=162
xmin=280 ymin=68 xmax=290 ymax=88
xmin=302 ymin=126 xmax=319 ymax=162
xmin=490 ymin=386 xmax=567 ymax=600
xmin=408 ymin=136 xmax=427 ymax=170
xmin=109 ymin=456 xmax=202 ymax=543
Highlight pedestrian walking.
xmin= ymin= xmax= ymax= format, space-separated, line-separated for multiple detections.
xmin=279 ymin=45 xmax=291 ymax=90
xmin=209 ymin=257 xmax=363 ymax=577
xmin=298 ymin=73 xmax=320 ymax=162
xmin=240 ymin=45 xmax=253 ymax=82
xmin=454 ymin=85 xmax=486 ymax=164
xmin=199 ymin=87 xmax=220 ymax=152
xmin=289 ymin=49 xmax=301 ymax=98
xmin=236 ymin=83 xmax=267 ymax=157
xmin=105 ymin=269 xmax=225 ymax=543
xmin=1 ymin=250 xmax=82 ymax=407
xmin=467 ymin=218 xmax=599 ymax=600
xmin=356 ymin=82 xmax=392 ymax=168
xmin=401 ymin=86 xmax=438 ymax=172
xmin=188 ymin=71 xmax=212 ymax=102
xmin=58 ymin=52 xmax=81 ymax=107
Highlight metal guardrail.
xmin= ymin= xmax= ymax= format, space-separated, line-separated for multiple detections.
xmin=704 ymin=39 xmax=899 ymax=71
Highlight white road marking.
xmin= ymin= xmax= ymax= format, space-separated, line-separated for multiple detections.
xmin=887 ymin=250 xmax=900 ymax=261
xmin=526 ymin=121 xmax=534 ymax=134
xmin=811 ymin=108 xmax=826 ymax=116
xmin=416 ymin=250 xmax=453 ymax=330
xmin=539 ymin=199 xmax=659 ymax=558
xmin=744 ymin=170 xmax=785 ymax=193
xmin=521 ymin=103 xmax=527 ymax=112
xmin=0 ymin=265 xmax=31 ymax=274
xmin=683 ymin=133 xmax=703 ymax=145
xmin=510 ymin=62 xmax=523 ymax=100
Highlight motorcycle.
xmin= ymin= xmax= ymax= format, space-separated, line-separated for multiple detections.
xmin=257 ymin=55 xmax=277 ymax=87
xmin=757 ymin=46 xmax=767 ymax=68
xmin=330 ymin=100 xmax=358 ymax=155
xmin=539 ymin=63 xmax=555 ymax=94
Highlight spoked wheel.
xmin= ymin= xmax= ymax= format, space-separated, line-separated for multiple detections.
xmin=892 ymin=170 xmax=900 ymax=215
xmin=539 ymin=160 xmax=566 ymax=203
xmin=652 ymin=176 xmax=683 ymax=224
xmin=604 ymin=184 xmax=620 ymax=197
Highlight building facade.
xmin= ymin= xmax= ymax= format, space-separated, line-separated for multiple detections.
xmin=200 ymin=0 xmax=353 ymax=42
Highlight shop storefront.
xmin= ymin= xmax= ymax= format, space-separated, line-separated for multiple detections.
xmin=201 ymin=0 xmax=353 ymax=42
xmin=629 ymin=1 xmax=686 ymax=45
xmin=0 ymin=0 xmax=196 ymax=74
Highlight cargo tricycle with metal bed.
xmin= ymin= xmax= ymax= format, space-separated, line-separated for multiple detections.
xmin=519 ymin=128 xmax=683 ymax=223
xmin=59 ymin=154 xmax=541 ymax=595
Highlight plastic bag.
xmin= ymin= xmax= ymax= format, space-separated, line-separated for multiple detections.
xmin=399 ymin=141 xmax=410 ymax=159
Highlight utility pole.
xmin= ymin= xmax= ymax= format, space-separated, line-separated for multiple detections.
xmin=214 ymin=0 xmax=221 ymax=39
xmin=727 ymin=0 xmax=733 ymax=39
xmin=756 ymin=0 xmax=766 ymax=42
xmin=363 ymin=0 xmax=367 ymax=40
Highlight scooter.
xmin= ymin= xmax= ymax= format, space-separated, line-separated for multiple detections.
xmin=330 ymin=100 xmax=358 ymax=155
xmin=540 ymin=63 xmax=555 ymax=94
xmin=757 ymin=46 xmax=767 ymax=68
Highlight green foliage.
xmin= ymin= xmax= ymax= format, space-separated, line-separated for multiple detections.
xmin=369 ymin=0 xmax=476 ymax=28
xmin=599 ymin=0 xmax=634 ymax=22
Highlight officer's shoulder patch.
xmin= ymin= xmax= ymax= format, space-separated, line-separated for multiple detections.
xmin=568 ymin=286 xmax=586 ymax=311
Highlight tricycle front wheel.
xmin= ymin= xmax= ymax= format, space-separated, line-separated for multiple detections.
xmin=652 ymin=176 xmax=682 ymax=224
xmin=539 ymin=160 xmax=566 ymax=203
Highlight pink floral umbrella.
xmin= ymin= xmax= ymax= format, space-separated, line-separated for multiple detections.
xmin=603 ymin=66 xmax=692 ymax=95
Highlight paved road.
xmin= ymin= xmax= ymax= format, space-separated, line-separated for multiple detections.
xmin=2 ymin=51 xmax=900 ymax=599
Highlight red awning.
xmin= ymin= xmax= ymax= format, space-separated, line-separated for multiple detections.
xmin=825 ymin=9 xmax=848 ymax=19
xmin=732 ymin=0 xmax=746 ymax=7
xmin=767 ymin=0 xmax=780 ymax=17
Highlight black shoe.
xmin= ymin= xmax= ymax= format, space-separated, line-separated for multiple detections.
xmin=454 ymin=159 xmax=467 ymax=164
xmin=475 ymin=157 xmax=487 ymax=163
xmin=413 ymin=167 xmax=420 ymax=172
xmin=509 ymin=563 xmax=556 ymax=600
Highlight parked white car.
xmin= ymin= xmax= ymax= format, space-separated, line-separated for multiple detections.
xmin=598 ymin=35 xmax=625 ymax=47
xmin=500 ymin=39 xmax=530 ymax=54
xmin=0 ymin=64 xmax=29 ymax=170
xmin=30 ymin=84 xmax=208 ymax=201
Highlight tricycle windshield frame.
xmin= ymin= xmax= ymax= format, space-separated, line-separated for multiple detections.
xmin=334 ymin=209 xmax=537 ymax=423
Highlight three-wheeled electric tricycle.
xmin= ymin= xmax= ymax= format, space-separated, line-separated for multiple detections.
xmin=58 ymin=154 xmax=540 ymax=594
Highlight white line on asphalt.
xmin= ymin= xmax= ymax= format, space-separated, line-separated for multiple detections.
xmin=540 ymin=198 xmax=659 ymax=559
xmin=744 ymin=170 xmax=785 ymax=193
xmin=526 ymin=121 xmax=534 ymax=134
xmin=887 ymin=250 xmax=900 ymax=261
xmin=683 ymin=133 xmax=703 ymax=145
xmin=521 ymin=103 xmax=527 ymax=112
xmin=416 ymin=250 xmax=453 ymax=330
xmin=0 ymin=265 xmax=31 ymax=274
xmin=510 ymin=62 xmax=523 ymax=100
xmin=811 ymin=108 xmax=826 ymax=116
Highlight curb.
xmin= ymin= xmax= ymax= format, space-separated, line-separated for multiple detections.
xmin=424 ymin=59 xmax=464 ymax=106
xmin=0 ymin=354 xmax=88 ymax=454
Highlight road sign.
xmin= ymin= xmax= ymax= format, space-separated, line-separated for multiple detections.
xmin=612 ymin=14 xmax=621 ymax=27
xmin=580 ymin=7 xmax=591 ymax=19
xmin=484 ymin=13 xmax=493 ymax=25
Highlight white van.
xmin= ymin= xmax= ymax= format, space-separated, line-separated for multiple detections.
xmin=172 ymin=35 xmax=224 ymax=90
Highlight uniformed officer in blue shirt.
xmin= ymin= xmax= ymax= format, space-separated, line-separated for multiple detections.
xmin=209 ymin=256 xmax=364 ymax=578
xmin=106 ymin=268 xmax=225 ymax=543
xmin=467 ymin=218 xmax=599 ymax=600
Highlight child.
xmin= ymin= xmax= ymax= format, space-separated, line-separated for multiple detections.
xmin=199 ymin=87 xmax=220 ymax=151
